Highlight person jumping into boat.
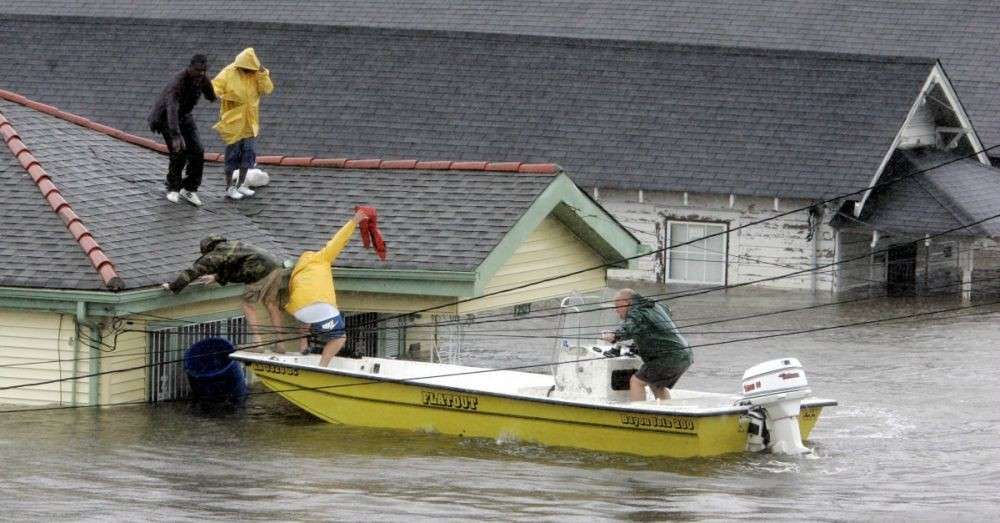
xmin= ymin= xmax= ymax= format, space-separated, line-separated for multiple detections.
xmin=284 ymin=206 xmax=383 ymax=367
xmin=162 ymin=235 xmax=290 ymax=351
xmin=602 ymin=288 xmax=692 ymax=401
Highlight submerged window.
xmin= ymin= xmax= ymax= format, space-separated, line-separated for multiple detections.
xmin=666 ymin=220 xmax=727 ymax=284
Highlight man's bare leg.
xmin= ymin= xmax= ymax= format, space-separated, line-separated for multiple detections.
xmin=264 ymin=302 xmax=288 ymax=353
xmin=629 ymin=374 xmax=671 ymax=401
xmin=241 ymin=302 xmax=265 ymax=350
xmin=318 ymin=337 xmax=347 ymax=368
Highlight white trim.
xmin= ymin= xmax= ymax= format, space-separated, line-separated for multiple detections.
xmin=682 ymin=192 xmax=689 ymax=206
xmin=728 ymin=194 xmax=735 ymax=208
xmin=856 ymin=62 xmax=988 ymax=217
xmin=638 ymin=189 xmax=644 ymax=203
xmin=773 ymin=197 xmax=780 ymax=212
xmin=664 ymin=220 xmax=728 ymax=285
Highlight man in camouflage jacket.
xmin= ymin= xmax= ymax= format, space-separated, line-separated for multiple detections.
xmin=164 ymin=235 xmax=289 ymax=350
xmin=603 ymin=288 xmax=692 ymax=401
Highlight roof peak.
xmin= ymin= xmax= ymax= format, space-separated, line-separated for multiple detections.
xmin=0 ymin=89 xmax=561 ymax=175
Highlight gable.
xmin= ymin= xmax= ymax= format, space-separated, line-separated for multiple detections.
xmin=461 ymin=215 xmax=606 ymax=314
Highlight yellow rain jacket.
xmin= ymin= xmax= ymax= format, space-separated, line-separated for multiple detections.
xmin=211 ymin=47 xmax=274 ymax=145
xmin=285 ymin=219 xmax=358 ymax=315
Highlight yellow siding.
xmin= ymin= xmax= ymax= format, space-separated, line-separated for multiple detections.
xmin=0 ymin=310 xmax=83 ymax=406
xmin=462 ymin=216 xmax=607 ymax=314
xmin=104 ymin=323 xmax=148 ymax=405
xmin=338 ymin=291 xmax=456 ymax=314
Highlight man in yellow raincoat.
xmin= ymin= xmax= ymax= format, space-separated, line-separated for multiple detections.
xmin=285 ymin=208 xmax=369 ymax=367
xmin=211 ymin=47 xmax=274 ymax=200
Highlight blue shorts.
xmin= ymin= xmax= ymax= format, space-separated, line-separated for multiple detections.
xmin=224 ymin=137 xmax=257 ymax=173
xmin=308 ymin=314 xmax=346 ymax=348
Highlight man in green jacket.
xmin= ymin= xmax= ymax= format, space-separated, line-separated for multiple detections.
xmin=163 ymin=235 xmax=290 ymax=351
xmin=603 ymin=288 xmax=692 ymax=401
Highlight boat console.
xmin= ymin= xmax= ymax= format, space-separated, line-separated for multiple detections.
xmin=549 ymin=344 xmax=640 ymax=403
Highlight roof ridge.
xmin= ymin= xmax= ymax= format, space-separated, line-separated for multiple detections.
xmin=0 ymin=89 xmax=560 ymax=176
xmin=0 ymin=107 xmax=125 ymax=291
xmin=1 ymin=13 xmax=939 ymax=66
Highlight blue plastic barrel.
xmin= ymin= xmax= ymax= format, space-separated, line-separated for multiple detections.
xmin=183 ymin=337 xmax=247 ymax=404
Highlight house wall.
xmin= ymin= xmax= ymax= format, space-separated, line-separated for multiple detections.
xmin=834 ymin=231 xmax=1000 ymax=298
xmin=0 ymin=310 xmax=86 ymax=405
xmin=102 ymin=322 xmax=148 ymax=405
xmin=597 ymin=189 xmax=836 ymax=292
xmin=463 ymin=215 xmax=607 ymax=314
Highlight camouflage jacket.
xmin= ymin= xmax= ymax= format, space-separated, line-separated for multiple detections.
xmin=612 ymin=294 xmax=692 ymax=369
xmin=168 ymin=240 xmax=279 ymax=293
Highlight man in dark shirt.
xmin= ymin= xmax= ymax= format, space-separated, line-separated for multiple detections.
xmin=603 ymin=288 xmax=693 ymax=401
xmin=148 ymin=54 xmax=217 ymax=207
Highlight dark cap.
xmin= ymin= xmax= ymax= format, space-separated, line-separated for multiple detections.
xmin=200 ymin=235 xmax=226 ymax=254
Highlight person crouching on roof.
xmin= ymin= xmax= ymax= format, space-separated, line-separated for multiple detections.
xmin=211 ymin=47 xmax=274 ymax=201
xmin=163 ymin=235 xmax=291 ymax=352
xmin=285 ymin=208 xmax=371 ymax=367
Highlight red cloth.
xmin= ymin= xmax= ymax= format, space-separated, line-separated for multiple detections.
xmin=355 ymin=205 xmax=387 ymax=261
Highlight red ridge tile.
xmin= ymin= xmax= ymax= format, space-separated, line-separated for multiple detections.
xmin=36 ymin=178 xmax=58 ymax=197
xmin=68 ymin=221 xmax=90 ymax=240
xmin=310 ymin=158 xmax=347 ymax=167
xmin=485 ymin=162 xmax=522 ymax=172
xmin=78 ymin=235 xmax=99 ymax=254
xmin=415 ymin=161 xmax=453 ymax=170
xmin=280 ymin=156 xmax=313 ymax=166
xmin=345 ymin=159 xmax=381 ymax=169
xmin=0 ymin=124 xmax=17 ymax=143
xmin=451 ymin=161 xmax=489 ymax=170
xmin=517 ymin=163 xmax=560 ymax=174
xmin=26 ymin=164 xmax=48 ymax=183
xmin=7 ymin=137 xmax=27 ymax=157
xmin=256 ymin=155 xmax=284 ymax=165
xmin=16 ymin=151 xmax=39 ymax=170
xmin=379 ymin=159 xmax=418 ymax=169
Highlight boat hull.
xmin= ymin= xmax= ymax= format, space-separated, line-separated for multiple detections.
xmin=245 ymin=358 xmax=829 ymax=458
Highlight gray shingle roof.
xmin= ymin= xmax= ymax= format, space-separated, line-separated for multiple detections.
xmin=0 ymin=99 xmax=559 ymax=291
xmin=0 ymin=136 xmax=104 ymax=290
xmin=7 ymin=0 xmax=997 ymax=146
xmin=0 ymin=15 xmax=935 ymax=199
xmin=837 ymin=148 xmax=1000 ymax=237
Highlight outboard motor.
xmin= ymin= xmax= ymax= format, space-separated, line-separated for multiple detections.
xmin=739 ymin=358 xmax=812 ymax=455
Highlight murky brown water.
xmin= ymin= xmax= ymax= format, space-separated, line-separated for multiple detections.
xmin=3 ymin=283 xmax=1000 ymax=521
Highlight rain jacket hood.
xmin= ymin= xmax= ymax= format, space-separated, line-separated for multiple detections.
xmin=232 ymin=48 xmax=261 ymax=71
xmin=211 ymin=47 xmax=274 ymax=144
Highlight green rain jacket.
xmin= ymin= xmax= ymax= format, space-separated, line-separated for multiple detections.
xmin=612 ymin=294 xmax=692 ymax=369
xmin=169 ymin=237 xmax=280 ymax=293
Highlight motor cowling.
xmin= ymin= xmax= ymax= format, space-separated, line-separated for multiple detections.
xmin=739 ymin=358 xmax=812 ymax=455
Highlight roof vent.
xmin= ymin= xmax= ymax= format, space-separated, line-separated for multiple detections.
xmin=898 ymin=101 xmax=938 ymax=150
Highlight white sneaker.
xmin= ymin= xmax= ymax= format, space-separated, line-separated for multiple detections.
xmin=237 ymin=184 xmax=255 ymax=197
xmin=166 ymin=191 xmax=180 ymax=203
xmin=179 ymin=189 xmax=203 ymax=207
xmin=226 ymin=187 xmax=244 ymax=200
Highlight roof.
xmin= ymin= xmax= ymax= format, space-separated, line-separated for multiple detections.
xmin=0 ymin=15 xmax=936 ymax=199
xmin=831 ymin=148 xmax=1000 ymax=237
xmin=4 ymin=0 xmax=997 ymax=150
xmin=0 ymin=93 xmax=620 ymax=293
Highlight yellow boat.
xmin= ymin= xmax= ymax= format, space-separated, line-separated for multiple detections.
xmin=230 ymin=347 xmax=836 ymax=458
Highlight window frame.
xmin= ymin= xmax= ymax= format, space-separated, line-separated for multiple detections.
xmin=664 ymin=219 xmax=729 ymax=285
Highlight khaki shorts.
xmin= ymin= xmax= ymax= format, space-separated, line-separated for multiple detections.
xmin=243 ymin=268 xmax=291 ymax=306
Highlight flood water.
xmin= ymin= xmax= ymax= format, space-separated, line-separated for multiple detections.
xmin=2 ymin=283 xmax=1000 ymax=521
